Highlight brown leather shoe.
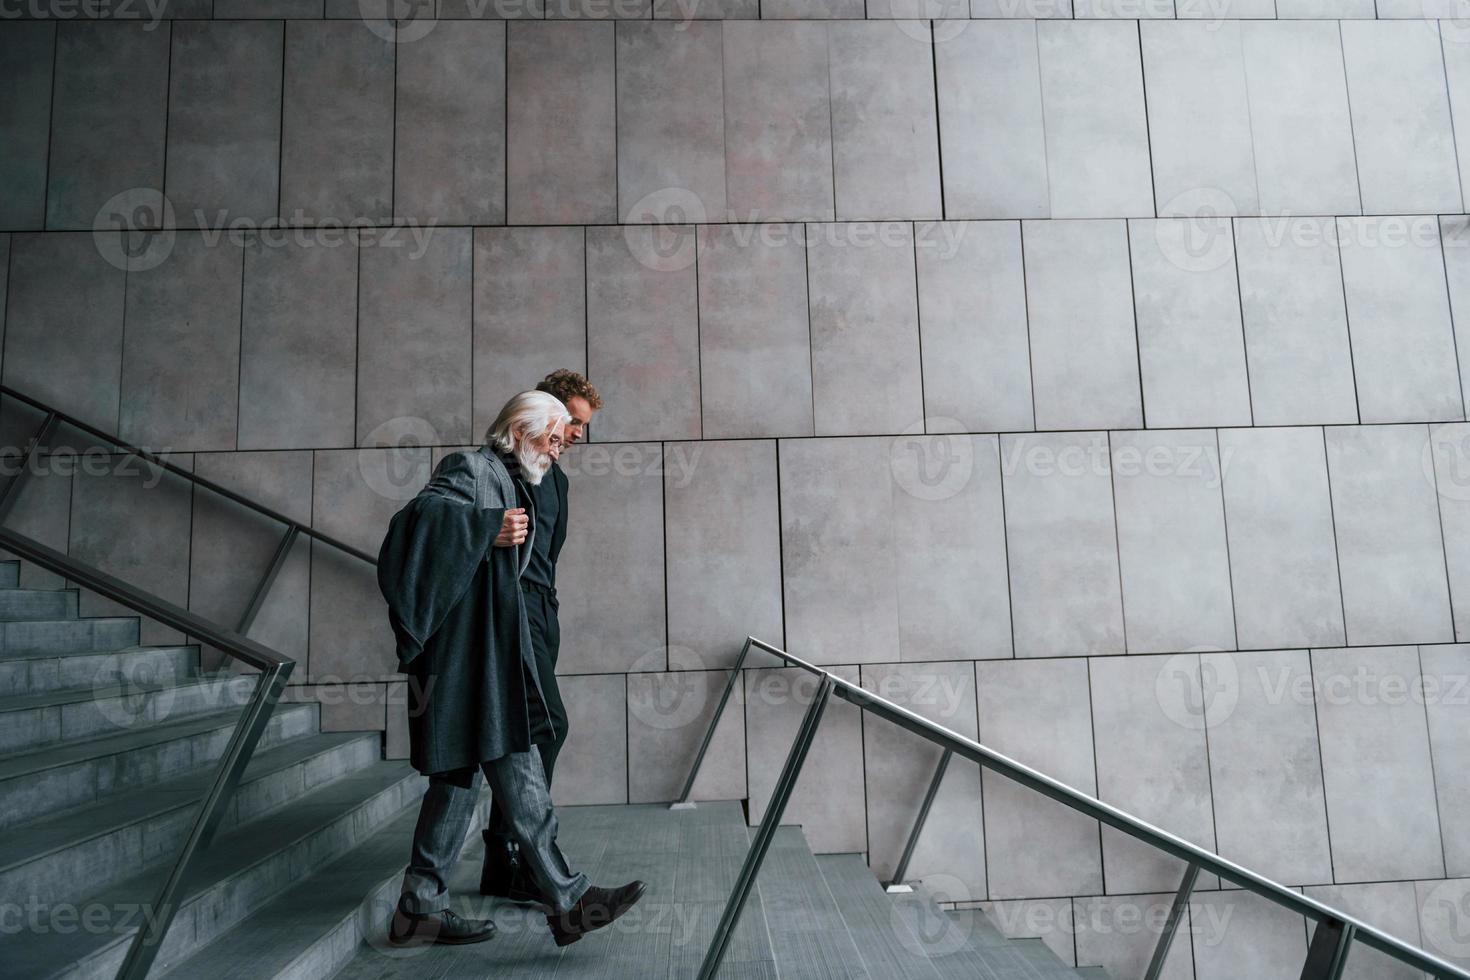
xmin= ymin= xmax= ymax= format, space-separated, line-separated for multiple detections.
xmin=546 ymin=880 xmax=647 ymax=947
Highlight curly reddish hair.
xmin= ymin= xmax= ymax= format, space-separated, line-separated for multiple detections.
xmin=536 ymin=369 xmax=603 ymax=411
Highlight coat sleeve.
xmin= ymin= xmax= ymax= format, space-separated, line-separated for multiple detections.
xmin=377 ymin=492 xmax=504 ymax=668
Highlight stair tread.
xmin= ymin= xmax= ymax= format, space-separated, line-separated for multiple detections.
xmin=759 ymin=825 xmax=872 ymax=979
xmin=0 ymin=641 xmax=192 ymax=663
xmin=0 ymin=700 xmax=314 ymax=780
xmin=936 ymin=905 xmax=1081 ymax=980
xmin=0 ymin=669 xmax=228 ymax=712
xmin=815 ymin=853 xmax=948 ymax=980
xmin=154 ymin=802 xmax=427 ymax=980
xmin=8 ymin=760 xmax=423 ymax=980
xmin=0 ymin=729 xmax=376 ymax=872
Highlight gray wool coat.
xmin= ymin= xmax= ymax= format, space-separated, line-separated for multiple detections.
xmin=376 ymin=445 xmax=552 ymax=779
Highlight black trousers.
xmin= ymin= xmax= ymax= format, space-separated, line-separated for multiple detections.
xmin=487 ymin=586 xmax=567 ymax=845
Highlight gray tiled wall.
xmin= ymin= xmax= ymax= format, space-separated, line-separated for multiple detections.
xmin=2 ymin=12 xmax=1470 ymax=972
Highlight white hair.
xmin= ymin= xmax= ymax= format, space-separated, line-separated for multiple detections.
xmin=487 ymin=390 xmax=571 ymax=454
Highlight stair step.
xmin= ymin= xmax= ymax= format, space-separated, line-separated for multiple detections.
xmin=9 ymin=760 xmax=427 ymax=980
xmin=670 ymin=802 xmax=778 ymax=978
xmin=0 ymin=729 xmax=381 ymax=912
xmin=0 ymin=643 xmax=197 ymax=698
xmin=0 ymin=670 xmax=255 ymax=754
xmin=815 ymin=853 xmax=946 ymax=980
xmin=0 ymin=559 xmax=22 ymax=588
xmin=0 ymin=615 xmax=139 ymax=655
xmin=0 ymin=587 xmax=78 ymax=621
xmin=155 ymin=790 xmax=495 ymax=980
xmin=937 ymin=902 xmax=1083 ymax=979
xmin=760 ymin=825 xmax=871 ymax=979
xmin=0 ymin=700 xmax=318 ymax=831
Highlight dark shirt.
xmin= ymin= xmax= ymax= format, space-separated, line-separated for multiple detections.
xmin=521 ymin=473 xmax=558 ymax=591
xmin=494 ymin=450 xmax=557 ymax=742
xmin=494 ymin=450 xmax=559 ymax=591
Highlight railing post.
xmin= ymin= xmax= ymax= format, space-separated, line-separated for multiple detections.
xmin=1301 ymin=918 xmax=1354 ymax=980
xmin=885 ymin=747 xmax=951 ymax=894
xmin=671 ymin=637 xmax=752 ymax=810
xmin=696 ymin=675 xmax=834 ymax=980
xmin=1145 ymin=862 xmax=1200 ymax=980
xmin=116 ymin=661 xmax=293 ymax=980
xmin=0 ymin=410 xmax=57 ymax=525
xmin=236 ymin=525 xmax=300 ymax=635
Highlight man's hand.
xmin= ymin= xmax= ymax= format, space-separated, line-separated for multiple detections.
xmin=494 ymin=508 xmax=529 ymax=548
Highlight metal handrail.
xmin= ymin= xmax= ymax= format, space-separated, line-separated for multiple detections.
xmin=0 ymin=384 xmax=376 ymax=564
xmin=679 ymin=636 xmax=1470 ymax=980
xmin=0 ymin=386 xmax=383 ymax=980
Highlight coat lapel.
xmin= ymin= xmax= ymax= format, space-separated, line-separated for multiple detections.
xmin=476 ymin=445 xmax=534 ymax=578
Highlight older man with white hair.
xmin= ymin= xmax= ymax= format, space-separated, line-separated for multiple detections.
xmin=377 ymin=390 xmax=645 ymax=949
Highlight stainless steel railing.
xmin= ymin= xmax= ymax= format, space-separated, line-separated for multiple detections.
xmin=675 ymin=636 xmax=1470 ymax=980
xmin=0 ymin=385 xmax=377 ymax=980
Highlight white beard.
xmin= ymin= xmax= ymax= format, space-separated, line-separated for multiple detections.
xmin=516 ymin=441 xmax=552 ymax=485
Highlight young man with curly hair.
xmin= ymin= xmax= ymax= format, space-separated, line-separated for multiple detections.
xmin=479 ymin=370 xmax=602 ymax=903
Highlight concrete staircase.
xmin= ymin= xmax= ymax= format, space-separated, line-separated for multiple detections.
xmin=0 ymin=559 xmax=435 ymax=980
xmin=0 ymin=557 xmax=1105 ymax=978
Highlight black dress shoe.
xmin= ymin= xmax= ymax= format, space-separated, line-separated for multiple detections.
xmin=388 ymin=903 xmax=497 ymax=947
xmin=546 ymin=880 xmax=648 ymax=947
